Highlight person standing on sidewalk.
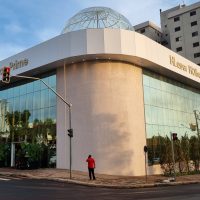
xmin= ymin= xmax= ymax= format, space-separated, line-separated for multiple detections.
xmin=86 ymin=155 xmax=96 ymax=180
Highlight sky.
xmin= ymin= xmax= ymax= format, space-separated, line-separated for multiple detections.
xmin=0 ymin=0 xmax=199 ymax=60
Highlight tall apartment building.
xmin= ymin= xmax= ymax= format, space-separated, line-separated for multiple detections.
xmin=135 ymin=2 xmax=200 ymax=65
xmin=160 ymin=2 xmax=200 ymax=65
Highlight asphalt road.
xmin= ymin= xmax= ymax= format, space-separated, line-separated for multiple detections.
xmin=0 ymin=176 xmax=200 ymax=200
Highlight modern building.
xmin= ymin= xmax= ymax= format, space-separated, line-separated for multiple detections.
xmin=0 ymin=7 xmax=200 ymax=176
xmin=160 ymin=2 xmax=200 ymax=65
xmin=134 ymin=21 xmax=163 ymax=44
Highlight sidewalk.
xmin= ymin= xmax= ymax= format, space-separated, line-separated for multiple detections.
xmin=0 ymin=168 xmax=200 ymax=188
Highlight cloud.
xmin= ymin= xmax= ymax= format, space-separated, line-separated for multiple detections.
xmin=0 ymin=43 xmax=26 ymax=60
xmin=4 ymin=23 xmax=24 ymax=34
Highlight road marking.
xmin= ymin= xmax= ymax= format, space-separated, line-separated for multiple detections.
xmin=0 ymin=177 xmax=11 ymax=181
xmin=134 ymin=189 xmax=169 ymax=194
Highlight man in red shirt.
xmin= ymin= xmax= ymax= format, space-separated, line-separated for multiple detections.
xmin=86 ymin=155 xmax=96 ymax=180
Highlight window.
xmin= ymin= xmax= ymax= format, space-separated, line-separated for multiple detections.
xmin=174 ymin=16 xmax=180 ymax=22
xmin=193 ymin=42 xmax=199 ymax=47
xmin=176 ymin=47 xmax=182 ymax=52
xmin=143 ymin=70 xmax=200 ymax=167
xmin=190 ymin=10 xmax=196 ymax=16
xmin=165 ymin=25 xmax=167 ymax=28
xmin=175 ymin=37 xmax=181 ymax=42
xmin=194 ymin=52 xmax=200 ymax=58
xmin=191 ymin=21 xmax=197 ymax=26
xmin=192 ymin=31 xmax=198 ymax=37
xmin=175 ymin=27 xmax=181 ymax=32
xmin=140 ymin=29 xmax=145 ymax=33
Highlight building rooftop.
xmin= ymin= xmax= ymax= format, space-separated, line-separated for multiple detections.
xmin=134 ymin=21 xmax=162 ymax=33
xmin=61 ymin=7 xmax=134 ymax=34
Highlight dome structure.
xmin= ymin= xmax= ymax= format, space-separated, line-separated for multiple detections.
xmin=61 ymin=7 xmax=134 ymax=34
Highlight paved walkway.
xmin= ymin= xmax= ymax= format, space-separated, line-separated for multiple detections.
xmin=0 ymin=168 xmax=200 ymax=188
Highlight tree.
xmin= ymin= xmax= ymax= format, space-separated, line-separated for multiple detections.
xmin=181 ymin=134 xmax=190 ymax=173
xmin=189 ymin=136 xmax=199 ymax=171
xmin=159 ymin=136 xmax=174 ymax=175
xmin=5 ymin=110 xmax=31 ymax=142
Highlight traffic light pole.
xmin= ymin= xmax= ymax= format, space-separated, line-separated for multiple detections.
xmin=12 ymin=75 xmax=73 ymax=179
xmin=170 ymin=132 xmax=176 ymax=181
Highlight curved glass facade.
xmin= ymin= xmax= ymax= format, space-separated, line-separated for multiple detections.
xmin=143 ymin=70 xmax=200 ymax=165
xmin=0 ymin=73 xmax=56 ymax=168
xmin=61 ymin=7 xmax=134 ymax=34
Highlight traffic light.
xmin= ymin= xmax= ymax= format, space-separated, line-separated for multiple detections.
xmin=172 ymin=133 xmax=178 ymax=141
xmin=67 ymin=128 xmax=73 ymax=137
xmin=2 ymin=66 xmax=10 ymax=83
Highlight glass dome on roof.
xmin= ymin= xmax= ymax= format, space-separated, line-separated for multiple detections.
xmin=61 ymin=7 xmax=134 ymax=34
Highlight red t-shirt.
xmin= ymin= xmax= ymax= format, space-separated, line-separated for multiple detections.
xmin=86 ymin=157 xmax=95 ymax=168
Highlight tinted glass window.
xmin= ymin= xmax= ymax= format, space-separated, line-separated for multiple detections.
xmin=192 ymin=31 xmax=198 ymax=37
xmin=176 ymin=47 xmax=182 ymax=52
xmin=174 ymin=16 xmax=180 ymax=22
xmin=193 ymin=42 xmax=199 ymax=47
xmin=190 ymin=10 xmax=196 ymax=16
xmin=191 ymin=21 xmax=197 ymax=26
xmin=175 ymin=27 xmax=181 ymax=32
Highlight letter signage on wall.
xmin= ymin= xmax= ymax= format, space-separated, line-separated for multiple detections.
xmin=169 ymin=55 xmax=200 ymax=79
xmin=0 ymin=58 xmax=29 ymax=75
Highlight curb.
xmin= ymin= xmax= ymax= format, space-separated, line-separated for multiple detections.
xmin=37 ymin=178 xmax=200 ymax=189
xmin=0 ymin=172 xmax=200 ymax=189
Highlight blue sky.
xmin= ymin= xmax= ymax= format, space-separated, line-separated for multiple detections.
xmin=0 ymin=0 xmax=199 ymax=60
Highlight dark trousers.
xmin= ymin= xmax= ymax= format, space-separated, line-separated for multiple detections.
xmin=88 ymin=168 xmax=96 ymax=180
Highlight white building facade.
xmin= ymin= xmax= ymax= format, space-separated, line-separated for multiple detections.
xmin=0 ymin=7 xmax=200 ymax=176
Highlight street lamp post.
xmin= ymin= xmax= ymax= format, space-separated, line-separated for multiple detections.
xmin=12 ymin=75 xmax=73 ymax=179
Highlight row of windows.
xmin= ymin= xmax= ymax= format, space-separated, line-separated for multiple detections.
xmin=0 ymin=74 xmax=57 ymax=124
xmin=143 ymin=70 xmax=200 ymax=139
xmin=143 ymin=86 xmax=199 ymax=111
xmin=0 ymin=76 xmax=56 ymax=99
xmin=176 ymin=42 xmax=199 ymax=52
xmin=146 ymin=123 xmax=196 ymax=139
xmin=176 ymin=48 xmax=200 ymax=58
xmin=174 ymin=20 xmax=198 ymax=32
xmin=175 ymin=31 xmax=198 ymax=43
xmin=5 ymin=89 xmax=56 ymax=112
xmin=143 ymin=71 xmax=200 ymax=100
xmin=173 ymin=10 xmax=196 ymax=22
